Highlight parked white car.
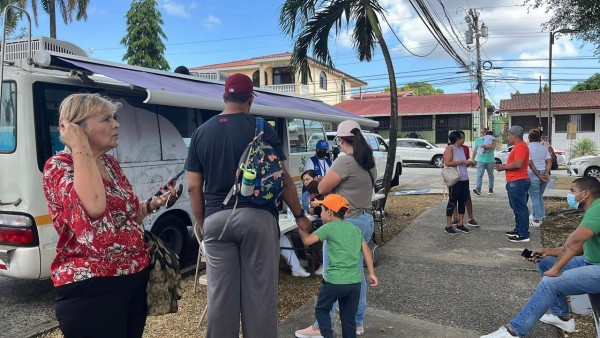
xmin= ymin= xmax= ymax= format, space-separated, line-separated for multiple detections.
xmin=493 ymin=145 xmax=567 ymax=165
xmin=326 ymin=131 xmax=403 ymax=188
xmin=388 ymin=138 xmax=445 ymax=168
xmin=567 ymin=155 xmax=600 ymax=177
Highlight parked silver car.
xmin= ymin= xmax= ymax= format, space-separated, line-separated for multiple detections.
xmin=493 ymin=145 xmax=567 ymax=165
xmin=386 ymin=138 xmax=445 ymax=168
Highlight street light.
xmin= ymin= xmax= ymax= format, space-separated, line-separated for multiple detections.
xmin=548 ymin=28 xmax=579 ymax=144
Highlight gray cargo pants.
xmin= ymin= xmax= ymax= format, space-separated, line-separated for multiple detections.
xmin=203 ymin=207 xmax=280 ymax=338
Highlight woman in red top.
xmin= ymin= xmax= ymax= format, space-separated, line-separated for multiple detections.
xmin=42 ymin=93 xmax=176 ymax=338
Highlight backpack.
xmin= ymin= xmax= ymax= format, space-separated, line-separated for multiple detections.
xmin=223 ymin=117 xmax=285 ymax=206
xmin=219 ymin=117 xmax=285 ymax=239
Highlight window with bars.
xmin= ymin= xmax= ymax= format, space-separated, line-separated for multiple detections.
xmin=555 ymin=114 xmax=595 ymax=133
xmin=402 ymin=115 xmax=433 ymax=131
xmin=511 ymin=116 xmax=548 ymax=133
xmin=446 ymin=114 xmax=472 ymax=130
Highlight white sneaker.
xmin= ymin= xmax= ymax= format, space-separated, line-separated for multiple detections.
xmin=540 ymin=313 xmax=575 ymax=332
xmin=529 ymin=219 xmax=541 ymax=227
xmin=292 ymin=267 xmax=310 ymax=277
xmin=314 ymin=265 xmax=323 ymax=276
xmin=295 ymin=325 xmax=323 ymax=338
xmin=480 ymin=326 xmax=516 ymax=338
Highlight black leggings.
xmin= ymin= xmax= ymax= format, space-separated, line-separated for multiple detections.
xmin=447 ymin=180 xmax=469 ymax=217
xmin=54 ymin=267 xmax=149 ymax=338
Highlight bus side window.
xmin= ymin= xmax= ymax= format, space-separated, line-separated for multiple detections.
xmin=0 ymin=82 xmax=17 ymax=152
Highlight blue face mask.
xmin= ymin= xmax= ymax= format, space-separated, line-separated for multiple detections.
xmin=567 ymin=191 xmax=586 ymax=209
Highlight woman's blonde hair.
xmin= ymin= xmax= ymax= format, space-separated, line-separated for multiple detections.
xmin=58 ymin=93 xmax=121 ymax=131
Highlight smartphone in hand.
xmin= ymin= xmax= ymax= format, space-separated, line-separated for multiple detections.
xmin=154 ymin=169 xmax=185 ymax=197
xmin=521 ymin=249 xmax=542 ymax=262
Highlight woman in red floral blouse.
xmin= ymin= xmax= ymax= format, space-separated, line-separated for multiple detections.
xmin=42 ymin=93 xmax=176 ymax=338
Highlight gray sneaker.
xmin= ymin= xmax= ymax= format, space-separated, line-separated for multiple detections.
xmin=473 ymin=188 xmax=481 ymax=195
xmin=468 ymin=218 xmax=479 ymax=227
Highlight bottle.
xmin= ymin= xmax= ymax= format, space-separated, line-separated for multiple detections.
xmin=240 ymin=167 xmax=257 ymax=197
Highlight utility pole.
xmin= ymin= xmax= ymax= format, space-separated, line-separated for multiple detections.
xmin=465 ymin=9 xmax=488 ymax=130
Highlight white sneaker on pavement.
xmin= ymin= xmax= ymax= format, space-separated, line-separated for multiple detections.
xmin=480 ymin=326 xmax=517 ymax=338
xmin=314 ymin=265 xmax=323 ymax=276
xmin=295 ymin=325 xmax=323 ymax=338
xmin=540 ymin=313 xmax=575 ymax=332
xmin=292 ymin=267 xmax=310 ymax=277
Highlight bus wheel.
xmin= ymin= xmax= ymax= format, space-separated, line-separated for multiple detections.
xmin=152 ymin=214 xmax=188 ymax=258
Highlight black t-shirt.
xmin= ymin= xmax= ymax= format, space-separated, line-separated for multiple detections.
xmin=184 ymin=112 xmax=286 ymax=219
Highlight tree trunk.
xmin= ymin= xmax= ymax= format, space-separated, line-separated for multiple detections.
xmin=366 ymin=8 xmax=398 ymax=198
xmin=49 ymin=0 xmax=56 ymax=38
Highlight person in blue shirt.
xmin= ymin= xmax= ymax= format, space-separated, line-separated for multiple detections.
xmin=304 ymin=140 xmax=333 ymax=177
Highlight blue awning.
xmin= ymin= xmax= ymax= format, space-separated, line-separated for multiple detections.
xmin=53 ymin=55 xmax=378 ymax=128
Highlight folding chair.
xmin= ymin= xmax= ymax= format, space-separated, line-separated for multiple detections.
xmin=193 ymin=222 xmax=208 ymax=327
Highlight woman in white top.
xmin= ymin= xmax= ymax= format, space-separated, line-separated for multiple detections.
xmin=527 ymin=129 xmax=553 ymax=226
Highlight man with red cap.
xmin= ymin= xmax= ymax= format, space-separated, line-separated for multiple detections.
xmin=185 ymin=73 xmax=311 ymax=338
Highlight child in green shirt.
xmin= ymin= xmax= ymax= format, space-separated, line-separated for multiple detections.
xmin=298 ymin=194 xmax=378 ymax=338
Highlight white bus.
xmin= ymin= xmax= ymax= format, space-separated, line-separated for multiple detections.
xmin=0 ymin=37 xmax=390 ymax=280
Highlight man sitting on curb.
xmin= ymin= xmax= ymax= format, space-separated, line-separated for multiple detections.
xmin=481 ymin=176 xmax=600 ymax=338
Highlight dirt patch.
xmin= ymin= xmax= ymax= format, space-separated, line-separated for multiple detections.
xmin=542 ymin=199 xmax=596 ymax=338
xmin=554 ymin=176 xmax=576 ymax=190
xmin=36 ymin=194 xmax=442 ymax=338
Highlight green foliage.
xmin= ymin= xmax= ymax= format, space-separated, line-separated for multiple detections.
xmin=278 ymin=0 xmax=399 ymax=194
xmin=27 ymin=0 xmax=90 ymax=38
xmin=0 ymin=0 xmax=28 ymax=36
xmin=571 ymin=138 xmax=599 ymax=158
xmin=572 ymin=73 xmax=600 ymax=91
xmin=543 ymin=83 xmax=549 ymax=92
xmin=398 ymin=81 xmax=444 ymax=96
xmin=525 ymin=0 xmax=600 ymax=56
xmin=121 ymin=0 xmax=169 ymax=71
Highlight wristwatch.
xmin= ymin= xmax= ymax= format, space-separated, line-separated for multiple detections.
xmin=293 ymin=209 xmax=305 ymax=219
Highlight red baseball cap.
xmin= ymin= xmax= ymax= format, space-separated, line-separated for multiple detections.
xmin=224 ymin=73 xmax=256 ymax=96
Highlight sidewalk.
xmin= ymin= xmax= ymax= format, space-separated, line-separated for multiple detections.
xmin=279 ymin=187 xmax=567 ymax=338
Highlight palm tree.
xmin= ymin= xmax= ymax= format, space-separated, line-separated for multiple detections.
xmin=279 ymin=0 xmax=399 ymax=197
xmin=0 ymin=0 xmax=28 ymax=36
xmin=31 ymin=0 xmax=89 ymax=38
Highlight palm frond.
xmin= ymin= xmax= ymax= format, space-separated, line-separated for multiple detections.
xmin=352 ymin=5 xmax=376 ymax=61
xmin=279 ymin=0 xmax=319 ymax=37
xmin=290 ymin=0 xmax=353 ymax=82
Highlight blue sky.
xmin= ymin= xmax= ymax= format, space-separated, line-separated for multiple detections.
xmin=15 ymin=0 xmax=600 ymax=106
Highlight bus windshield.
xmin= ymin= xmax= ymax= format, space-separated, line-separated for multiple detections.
xmin=0 ymin=82 xmax=16 ymax=153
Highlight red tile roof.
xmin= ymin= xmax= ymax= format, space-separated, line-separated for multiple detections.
xmin=350 ymin=91 xmax=414 ymax=99
xmin=499 ymin=90 xmax=600 ymax=111
xmin=334 ymin=93 xmax=480 ymax=116
xmin=190 ymin=52 xmax=367 ymax=85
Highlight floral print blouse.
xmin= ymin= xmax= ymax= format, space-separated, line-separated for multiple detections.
xmin=42 ymin=152 xmax=149 ymax=287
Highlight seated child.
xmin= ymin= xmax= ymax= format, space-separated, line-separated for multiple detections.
xmin=477 ymin=130 xmax=496 ymax=156
xmin=297 ymin=194 xmax=378 ymax=338
xmin=301 ymin=169 xmax=318 ymax=213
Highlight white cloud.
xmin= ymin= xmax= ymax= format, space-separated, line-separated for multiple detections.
xmin=203 ymin=15 xmax=221 ymax=29
xmin=161 ymin=0 xmax=191 ymax=19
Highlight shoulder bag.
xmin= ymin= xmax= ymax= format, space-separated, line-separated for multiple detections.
xmin=441 ymin=165 xmax=460 ymax=187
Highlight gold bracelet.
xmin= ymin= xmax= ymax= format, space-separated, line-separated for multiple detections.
xmin=72 ymin=151 xmax=93 ymax=157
